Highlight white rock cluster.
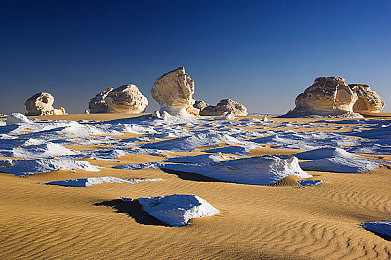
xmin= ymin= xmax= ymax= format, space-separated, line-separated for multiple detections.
xmin=195 ymin=99 xmax=248 ymax=116
xmin=284 ymin=77 xmax=385 ymax=117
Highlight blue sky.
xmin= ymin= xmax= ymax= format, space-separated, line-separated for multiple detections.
xmin=1 ymin=0 xmax=390 ymax=114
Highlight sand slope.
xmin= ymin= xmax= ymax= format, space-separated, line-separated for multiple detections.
xmin=1 ymin=114 xmax=391 ymax=259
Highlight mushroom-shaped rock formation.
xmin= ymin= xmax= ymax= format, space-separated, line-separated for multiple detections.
xmin=88 ymin=88 xmax=113 ymax=113
xmin=151 ymin=67 xmax=196 ymax=116
xmin=283 ymin=77 xmax=361 ymax=118
xmin=89 ymin=85 xmax=148 ymax=114
xmin=196 ymin=99 xmax=248 ymax=116
xmin=349 ymin=84 xmax=385 ymax=114
xmin=25 ymin=92 xmax=67 ymax=116
xmin=104 ymin=84 xmax=148 ymax=113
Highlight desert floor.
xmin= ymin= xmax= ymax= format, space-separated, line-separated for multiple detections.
xmin=1 ymin=114 xmax=390 ymax=259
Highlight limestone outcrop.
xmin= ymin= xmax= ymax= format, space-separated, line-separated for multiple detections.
xmin=25 ymin=92 xmax=67 ymax=116
xmin=196 ymin=99 xmax=248 ymax=116
xmin=88 ymin=88 xmax=113 ymax=113
xmin=89 ymin=85 xmax=148 ymax=114
xmin=151 ymin=67 xmax=196 ymax=115
xmin=283 ymin=77 xmax=361 ymax=117
xmin=283 ymin=77 xmax=385 ymax=117
xmin=105 ymin=85 xmax=148 ymax=113
xmin=193 ymin=100 xmax=209 ymax=111
xmin=349 ymin=84 xmax=385 ymax=114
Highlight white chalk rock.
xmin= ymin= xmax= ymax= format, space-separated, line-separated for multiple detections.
xmin=105 ymin=84 xmax=148 ymax=113
xmin=151 ymin=67 xmax=195 ymax=115
xmin=162 ymin=155 xmax=312 ymax=185
xmin=6 ymin=113 xmax=32 ymax=125
xmin=25 ymin=92 xmax=66 ymax=116
xmin=137 ymin=194 xmax=219 ymax=226
xmin=284 ymin=77 xmax=362 ymax=117
xmin=198 ymin=99 xmax=248 ymax=116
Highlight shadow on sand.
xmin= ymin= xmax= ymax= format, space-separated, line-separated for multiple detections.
xmin=94 ymin=199 xmax=169 ymax=226
xmin=370 ymin=231 xmax=391 ymax=242
xmin=161 ymin=168 xmax=225 ymax=183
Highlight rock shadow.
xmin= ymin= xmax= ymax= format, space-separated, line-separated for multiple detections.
xmin=94 ymin=199 xmax=169 ymax=226
xmin=161 ymin=168 xmax=225 ymax=183
xmin=370 ymin=231 xmax=391 ymax=242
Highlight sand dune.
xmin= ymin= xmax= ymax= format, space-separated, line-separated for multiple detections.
xmin=1 ymin=114 xmax=391 ymax=259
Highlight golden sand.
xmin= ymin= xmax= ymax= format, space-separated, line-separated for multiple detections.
xmin=1 ymin=114 xmax=390 ymax=259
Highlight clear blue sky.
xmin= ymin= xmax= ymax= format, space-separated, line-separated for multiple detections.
xmin=1 ymin=0 xmax=390 ymax=114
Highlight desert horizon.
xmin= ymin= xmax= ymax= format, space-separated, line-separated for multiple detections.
xmin=1 ymin=1 xmax=390 ymax=259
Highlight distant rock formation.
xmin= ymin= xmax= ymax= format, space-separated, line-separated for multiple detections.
xmin=151 ymin=67 xmax=196 ymax=116
xmin=25 ymin=92 xmax=67 ymax=116
xmin=89 ymin=88 xmax=113 ymax=113
xmin=283 ymin=77 xmax=362 ymax=118
xmin=195 ymin=99 xmax=248 ymax=116
xmin=193 ymin=100 xmax=209 ymax=111
xmin=105 ymin=84 xmax=148 ymax=113
xmin=89 ymin=85 xmax=148 ymax=114
xmin=349 ymin=84 xmax=385 ymax=114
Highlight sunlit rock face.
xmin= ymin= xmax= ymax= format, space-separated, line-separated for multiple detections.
xmin=349 ymin=84 xmax=385 ymax=114
xmin=284 ymin=77 xmax=361 ymax=117
xmin=151 ymin=67 xmax=196 ymax=116
xmin=196 ymin=99 xmax=248 ymax=116
xmin=89 ymin=85 xmax=148 ymax=114
xmin=89 ymin=88 xmax=113 ymax=113
xmin=25 ymin=92 xmax=67 ymax=116
xmin=105 ymin=84 xmax=148 ymax=113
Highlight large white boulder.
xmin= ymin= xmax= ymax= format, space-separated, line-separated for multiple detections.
xmin=151 ymin=67 xmax=196 ymax=116
xmin=162 ymin=155 xmax=312 ymax=185
xmin=137 ymin=194 xmax=220 ymax=226
xmin=25 ymin=92 xmax=66 ymax=116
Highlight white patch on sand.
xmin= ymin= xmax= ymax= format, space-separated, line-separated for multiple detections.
xmin=142 ymin=132 xmax=245 ymax=152
xmin=164 ymin=153 xmax=236 ymax=164
xmin=297 ymin=148 xmax=382 ymax=173
xmin=0 ymin=158 xmax=100 ymax=176
xmin=6 ymin=113 xmax=32 ymax=125
xmin=359 ymin=220 xmax=391 ymax=238
xmin=114 ymin=161 xmax=164 ymax=170
xmin=43 ymin=176 xmax=162 ymax=187
xmin=0 ymin=142 xmax=79 ymax=159
xmin=203 ymin=144 xmax=258 ymax=156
